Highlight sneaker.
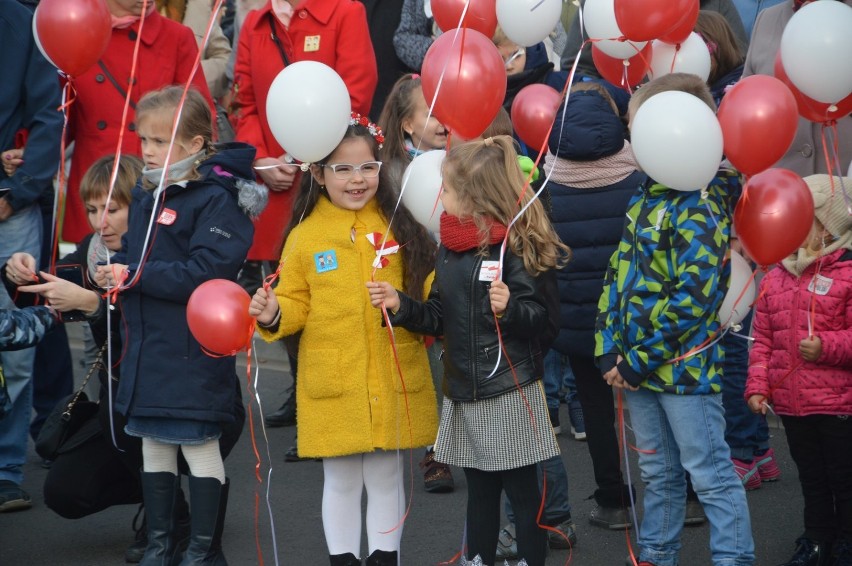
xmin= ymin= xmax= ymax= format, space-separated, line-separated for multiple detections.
xmin=547 ymin=517 xmax=578 ymax=549
xmin=589 ymin=504 xmax=632 ymax=530
xmin=732 ymin=457 xmax=762 ymax=490
xmin=0 ymin=480 xmax=31 ymax=512
xmin=420 ymin=448 xmax=454 ymax=493
xmin=495 ymin=523 xmax=518 ymax=560
xmin=624 ymin=557 xmax=658 ymax=566
xmin=755 ymin=448 xmax=781 ymax=482
xmin=548 ymin=407 xmax=561 ymax=435
xmin=568 ymin=400 xmax=586 ymax=441
xmin=684 ymin=498 xmax=706 ymax=526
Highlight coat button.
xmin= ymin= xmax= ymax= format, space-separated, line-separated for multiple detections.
xmin=801 ymin=144 xmax=813 ymax=158
xmin=95 ymin=74 xmax=105 ymax=83
xmin=128 ymin=31 xmax=138 ymax=40
xmin=97 ymin=120 xmax=107 ymax=130
xmin=299 ymin=10 xmax=307 ymax=18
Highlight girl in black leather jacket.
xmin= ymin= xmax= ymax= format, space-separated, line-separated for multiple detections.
xmin=367 ymin=135 xmax=569 ymax=566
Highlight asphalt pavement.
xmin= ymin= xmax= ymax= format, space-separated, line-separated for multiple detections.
xmin=1 ymin=324 xmax=803 ymax=565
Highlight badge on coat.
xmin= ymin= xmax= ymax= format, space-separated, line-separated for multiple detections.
xmin=157 ymin=208 xmax=177 ymax=225
xmin=478 ymin=261 xmax=500 ymax=282
xmin=304 ymin=35 xmax=320 ymax=52
xmin=808 ymin=274 xmax=833 ymax=296
xmin=315 ymin=250 xmax=337 ymax=273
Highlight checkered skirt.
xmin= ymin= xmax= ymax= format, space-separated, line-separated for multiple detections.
xmin=434 ymin=381 xmax=559 ymax=471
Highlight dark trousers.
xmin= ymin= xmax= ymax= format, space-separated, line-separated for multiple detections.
xmin=567 ymin=354 xmax=627 ymax=506
xmin=781 ymin=414 xmax=852 ymax=543
xmin=464 ymin=465 xmax=547 ymax=566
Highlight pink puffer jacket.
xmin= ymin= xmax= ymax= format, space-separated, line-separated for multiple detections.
xmin=746 ymin=249 xmax=852 ymax=416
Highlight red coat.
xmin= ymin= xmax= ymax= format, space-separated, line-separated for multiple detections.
xmin=63 ymin=11 xmax=214 ymax=243
xmin=746 ymin=249 xmax=852 ymax=417
xmin=233 ymin=0 xmax=377 ymax=261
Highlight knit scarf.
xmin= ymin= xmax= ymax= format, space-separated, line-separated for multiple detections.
xmin=111 ymin=2 xmax=156 ymax=29
xmin=782 ymin=230 xmax=852 ymax=277
xmin=142 ymin=151 xmax=205 ymax=194
xmin=86 ymin=233 xmax=114 ymax=283
xmin=404 ymin=137 xmax=425 ymax=159
xmin=440 ymin=213 xmax=507 ymax=252
xmin=546 ymin=141 xmax=638 ymax=189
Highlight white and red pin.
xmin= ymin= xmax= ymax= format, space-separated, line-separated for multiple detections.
xmin=366 ymin=232 xmax=399 ymax=269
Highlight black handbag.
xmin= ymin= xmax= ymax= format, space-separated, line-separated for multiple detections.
xmin=35 ymin=344 xmax=106 ymax=460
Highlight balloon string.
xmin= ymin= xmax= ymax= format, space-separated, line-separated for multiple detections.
xmin=50 ymin=80 xmax=74 ymax=275
xmin=616 ymin=389 xmax=642 ymax=566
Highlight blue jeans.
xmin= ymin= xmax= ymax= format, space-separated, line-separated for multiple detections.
xmin=0 ymin=205 xmax=42 ymax=484
xmin=625 ymin=389 xmax=754 ymax=566
xmin=543 ymin=350 xmax=574 ymax=410
xmin=505 ymin=454 xmax=572 ymax=526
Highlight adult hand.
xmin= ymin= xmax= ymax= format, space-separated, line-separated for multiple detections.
xmin=5 ymin=252 xmax=38 ymax=285
xmin=366 ymin=281 xmax=400 ymax=312
xmin=248 ymin=286 xmax=280 ymax=325
xmin=253 ymin=157 xmax=298 ymax=192
xmin=19 ymin=272 xmax=100 ymax=314
xmin=489 ymin=280 xmax=509 ymax=315
xmin=94 ymin=263 xmax=128 ymax=288
xmin=799 ymin=335 xmax=822 ymax=362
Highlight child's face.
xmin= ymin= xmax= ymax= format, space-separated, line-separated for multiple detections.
xmin=497 ymin=42 xmax=526 ymax=76
xmin=402 ymin=88 xmax=447 ymax=151
xmin=136 ymin=110 xmax=203 ymax=170
xmin=314 ymin=137 xmax=380 ymax=212
xmin=85 ymin=193 xmax=129 ymax=251
xmin=440 ymin=177 xmax=461 ymax=217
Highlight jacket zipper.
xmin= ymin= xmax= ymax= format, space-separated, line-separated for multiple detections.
xmin=470 ymin=256 xmax=481 ymax=400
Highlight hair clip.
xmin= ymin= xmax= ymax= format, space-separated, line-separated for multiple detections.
xmin=350 ymin=112 xmax=385 ymax=149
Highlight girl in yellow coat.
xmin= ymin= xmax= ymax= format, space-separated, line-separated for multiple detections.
xmin=250 ymin=115 xmax=438 ymax=566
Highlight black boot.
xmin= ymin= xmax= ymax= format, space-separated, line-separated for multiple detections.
xmin=126 ymin=490 xmax=191 ymax=563
xmin=777 ymin=537 xmax=832 ymax=566
xmin=329 ymin=553 xmax=361 ymax=566
xmin=138 ymin=472 xmax=181 ymax=566
xmin=366 ymin=549 xmax=398 ymax=565
xmin=178 ymin=477 xmax=229 ymax=566
xmin=264 ymin=390 xmax=296 ymax=427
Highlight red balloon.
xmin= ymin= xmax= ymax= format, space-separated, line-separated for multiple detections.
xmin=614 ymin=0 xmax=694 ymax=42
xmin=659 ymin=0 xmax=699 ymax=45
xmin=734 ymin=169 xmax=815 ymax=267
xmin=35 ymin=0 xmax=111 ymax=77
xmin=431 ymin=0 xmax=498 ymax=38
xmin=511 ymin=84 xmax=562 ymax=153
xmin=774 ymin=53 xmax=852 ymax=123
xmin=187 ymin=280 xmax=254 ymax=356
xmin=717 ymin=75 xmax=798 ymax=176
xmin=592 ymin=43 xmax=653 ymax=90
xmin=421 ymin=28 xmax=507 ymax=140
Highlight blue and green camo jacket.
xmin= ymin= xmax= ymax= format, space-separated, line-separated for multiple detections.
xmin=595 ymin=172 xmax=737 ymax=395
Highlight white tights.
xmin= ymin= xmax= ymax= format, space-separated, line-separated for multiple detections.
xmin=142 ymin=437 xmax=225 ymax=484
xmin=322 ymin=451 xmax=405 ymax=557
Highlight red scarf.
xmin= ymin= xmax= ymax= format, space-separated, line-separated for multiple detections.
xmin=440 ymin=213 xmax=507 ymax=252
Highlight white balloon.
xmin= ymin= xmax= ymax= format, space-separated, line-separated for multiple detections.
xmin=583 ymin=0 xmax=647 ymax=60
xmin=265 ymin=62 xmax=351 ymax=163
xmin=780 ymin=0 xmax=852 ymax=104
xmin=401 ymin=150 xmax=446 ymax=233
xmin=649 ymin=33 xmax=711 ymax=82
xmin=496 ymin=0 xmax=563 ymax=48
xmin=719 ymin=250 xmax=756 ymax=328
xmin=630 ymin=91 xmax=723 ymax=191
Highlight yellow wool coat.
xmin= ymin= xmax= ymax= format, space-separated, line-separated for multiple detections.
xmin=257 ymin=197 xmax=438 ymax=457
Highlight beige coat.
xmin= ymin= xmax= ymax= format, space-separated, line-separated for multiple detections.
xmin=180 ymin=0 xmax=233 ymax=98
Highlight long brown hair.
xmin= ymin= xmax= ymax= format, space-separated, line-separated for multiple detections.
xmin=285 ymin=124 xmax=437 ymax=296
xmin=377 ymin=74 xmax=423 ymax=168
xmin=442 ymin=135 xmax=570 ymax=275
xmin=695 ymin=10 xmax=744 ymax=86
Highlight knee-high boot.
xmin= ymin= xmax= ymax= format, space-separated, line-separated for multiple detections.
xmin=178 ymin=476 xmax=229 ymax=566
xmin=139 ymin=471 xmax=181 ymax=566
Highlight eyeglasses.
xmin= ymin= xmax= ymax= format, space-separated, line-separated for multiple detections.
xmin=502 ymin=47 xmax=525 ymax=67
xmin=322 ymin=161 xmax=383 ymax=180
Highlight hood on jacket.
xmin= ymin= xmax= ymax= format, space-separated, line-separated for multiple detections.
xmin=548 ymin=89 xmax=625 ymax=161
xmin=198 ymin=142 xmax=268 ymax=218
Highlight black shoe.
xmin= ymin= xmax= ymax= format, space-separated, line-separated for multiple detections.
xmin=265 ymin=397 xmax=296 ymax=428
xmin=777 ymin=537 xmax=832 ymax=566
xmin=125 ymin=491 xmax=191 ymax=563
xmin=366 ymin=549 xmax=398 ymax=566
xmin=589 ymin=504 xmax=632 ymax=530
xmin=284 ymin=444 xmax=316 ymax=462
xmin=330 ymin=553 xmax=361 ymax=566
xmin=684 ymin=498 xmax=706 ymax=526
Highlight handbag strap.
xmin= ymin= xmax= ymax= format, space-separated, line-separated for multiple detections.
xmin=97 ymin=60 xmax=137 ymax=110
xmin=267 ymin=12 xmax=291 ymax=67
xmin=63 ymin=342 xmax=108 ymax=418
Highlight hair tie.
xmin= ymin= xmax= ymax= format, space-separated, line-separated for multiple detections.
xmin=411 ymin=73 xmax=420 ymax=80
xmin=350 ymin=112 xmax=385 ymax=149
xmin=484 ymin=137 xmax=494 ymax=146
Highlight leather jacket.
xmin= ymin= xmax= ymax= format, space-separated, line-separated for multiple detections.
xmin=391 ymin=244 xmax=547 ymax=401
